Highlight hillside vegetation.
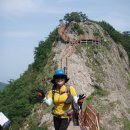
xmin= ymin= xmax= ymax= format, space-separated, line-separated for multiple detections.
xmin=98 ymin=21 xmax=130 ymax=62
xmin=0 ymin=29 xmax=58 ymax=130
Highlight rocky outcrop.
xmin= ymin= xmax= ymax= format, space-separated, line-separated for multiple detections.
xmin=53 ymin=22 xmax=130 ymax=130
xmin=35 ymin=21 xmax=130 ymax=130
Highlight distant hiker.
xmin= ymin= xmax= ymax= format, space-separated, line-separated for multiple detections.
xmin=0 ymin=112 xmax=10 ymax=130
xmin=38 ymin=69 xmax=85 ymax=130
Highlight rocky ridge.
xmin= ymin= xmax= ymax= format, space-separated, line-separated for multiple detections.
xmin=23 ymin=21 xmax=130 ymax=130
xmin=53 ymin=21 xmax=130 ymax=130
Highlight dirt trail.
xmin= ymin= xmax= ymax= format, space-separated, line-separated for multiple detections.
xmin=67 ymin=121 xmax=81 ymax=130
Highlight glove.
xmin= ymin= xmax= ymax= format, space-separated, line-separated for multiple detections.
xmin=78 ymin=94 xmax=86 ymax=104
xmin=37 ymin=89 xmax=45 ymax=103
xmin=38 ymin=90 xmax=45 ymax=98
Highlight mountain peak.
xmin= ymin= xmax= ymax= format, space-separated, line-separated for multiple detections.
xmin=0 ymin=82 xmax=7 ymax=91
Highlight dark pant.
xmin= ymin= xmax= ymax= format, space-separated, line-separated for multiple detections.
xmin=53 ymin=116 xmax=70 ymax=130
xmin=73 ymin=113 xmax=79 ymax=126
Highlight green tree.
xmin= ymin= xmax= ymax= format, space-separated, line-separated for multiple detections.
xmin=33 ymin=29 xmax=58 ymax=71
xmin=98 ymin=21 xmax=130 ymax=63
xmin=123 ymin=31 xmax=130 ymax=37
xmin=63 ymin=12 xmax=88 ymax=23
xmin=79 ymin=12 xmax=88 ymax=22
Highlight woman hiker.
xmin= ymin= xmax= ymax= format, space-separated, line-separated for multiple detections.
xmin=38 ymin=69 xmax=85 ymax=130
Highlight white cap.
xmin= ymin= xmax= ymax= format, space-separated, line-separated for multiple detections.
xmin=0 ymin=112 xmax=10 ymax=128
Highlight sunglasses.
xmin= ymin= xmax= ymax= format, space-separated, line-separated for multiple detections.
xmin=54 ymin=75 xmax=66 ymax=79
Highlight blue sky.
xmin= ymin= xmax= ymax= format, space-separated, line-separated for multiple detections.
xmin=0 ymin=0 xmax=130 ymax=83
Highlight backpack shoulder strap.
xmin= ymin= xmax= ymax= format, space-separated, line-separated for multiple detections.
xmin=52 ymin=85 xmax=56 ymax=104
xmin=66 ymin=85 xmax=71 ymax=95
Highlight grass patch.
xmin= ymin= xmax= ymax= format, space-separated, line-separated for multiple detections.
xmin=72 ymin=23 xmax=84 ymax=35
xmin=84 ymin=44 xmax=106 ymax=83
xmin=85 ymin=85 xmax=120 ymax=116
xmin=75 ymin=44 xmax=83 ymax=55
xmin=98 ymin=101 xmax=117 ymax=114
xmin=93 ymin=85 xmax=109 ymax=96
xmin=86 ymin=85 xmax=109 ymax=104
xmin=123 ymin=118 xmax=130 ymax=130
xmin=108 ymin=115 xmax=121 ymax=125
xmin=100 ymin=125 xmax=106 ymax=130
xmin=127 ymin=108 xmax=130 ymax=114
xmin=92 ymin=67 xmax=104 ymax=83
xmin=102 ymin=41 xmax=112 ymax=50
xmin=75 ymin=43 xmax=113 ymax=83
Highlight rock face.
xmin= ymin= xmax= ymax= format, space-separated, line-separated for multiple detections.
xmin=37 ymin=21 xmax=130 ymax=130
xmin=54 ymin=43 xmax=94 ymax=96
xmin=53 ymin=21 xmax=130 ymax=130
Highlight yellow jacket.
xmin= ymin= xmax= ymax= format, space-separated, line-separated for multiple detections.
xmin=47 ymin=85 xmax=77 ymax=118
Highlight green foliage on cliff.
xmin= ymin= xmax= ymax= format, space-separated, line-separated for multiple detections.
xmin=72 ymin=23 xmax=84 ymax=35
xmin=123 ymin=118 xmax=130 ymax=130
xmin=33 ymin=29 xmax=58 ymax=71
xmin=98 ymin=21 xmax=130 ymax=61
xmin=86 ymin=85 xmax=109 ymax=104
xmin=0 ymin=29 xmax=58 ymax=130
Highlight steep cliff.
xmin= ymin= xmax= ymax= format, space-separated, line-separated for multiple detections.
xmin=30 ymin=21 xmax=130 ymax=130
xmin=53 ymin=21 xmax=130 ymax=130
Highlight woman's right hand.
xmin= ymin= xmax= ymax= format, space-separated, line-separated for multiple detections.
xmin=37 ymin=89 xmax=45 ymax=103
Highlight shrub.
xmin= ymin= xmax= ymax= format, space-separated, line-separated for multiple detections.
xmin=123 ymin=118 xmax=130 ymax=130
xmin=63 ymin=12 xmax=88 ymax=23
xmin=98 ymin=21 xmax=130 ymax=63
xmin=72 ymin=23 xmax=84 ymax=35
